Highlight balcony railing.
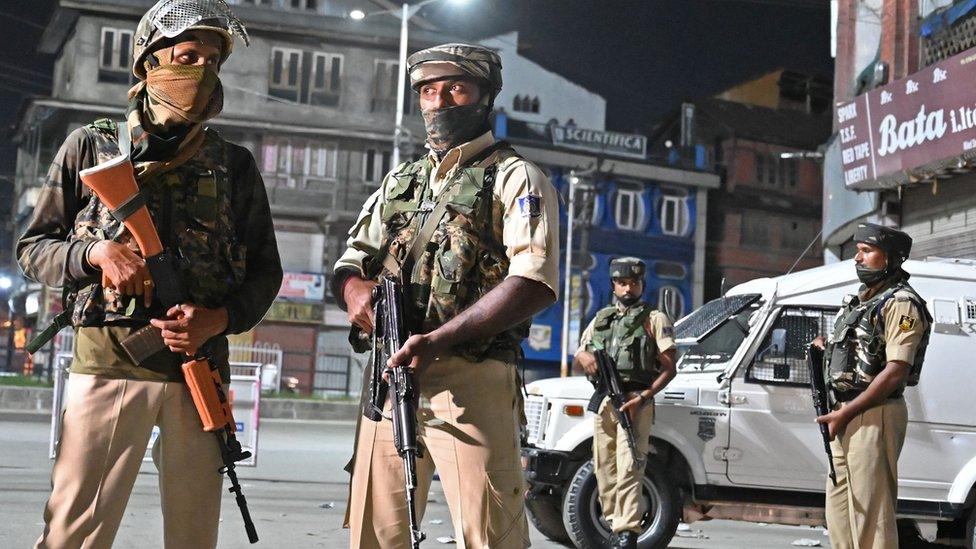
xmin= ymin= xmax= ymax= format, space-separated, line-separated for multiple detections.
xmin=922 ymin=2 xmax=976 ymax=66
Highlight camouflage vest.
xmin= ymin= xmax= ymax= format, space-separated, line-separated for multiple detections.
xmin=589 ymin=303 xmax=660 ymax=386
xmin=376 ymin=148 xmax=527 ymax=363
xmin=70 ymin=119 xmax=246 ymax=327
xmin=826 ymin=280 xmax=931 ymax=395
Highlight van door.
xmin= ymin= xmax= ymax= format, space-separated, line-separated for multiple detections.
xmin=724 ymin=306 xmax=838 ymax=490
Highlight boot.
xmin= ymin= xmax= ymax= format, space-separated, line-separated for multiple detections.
xmin=615 ymin=531 xmax=637 ymax=549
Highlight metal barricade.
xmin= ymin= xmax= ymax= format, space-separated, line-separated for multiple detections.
xmin=50 ymin=351 xmax=268 ymax=467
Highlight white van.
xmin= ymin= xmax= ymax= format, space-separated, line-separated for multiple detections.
xmin=520 ymin=258 xmax=976 ymax=548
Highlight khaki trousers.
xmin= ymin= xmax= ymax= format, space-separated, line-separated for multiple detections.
xmin=825 ymin=398 xmax=908 ymax=549
xmin=36 ymin=373 xmax=223 ymax=549
xmin=346 ymin=356 xmax=529 ymax=549
xmin=592 ymin=396 xmax=654 ymax=534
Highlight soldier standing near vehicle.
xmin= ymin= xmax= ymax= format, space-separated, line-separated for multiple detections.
xmin=18 ymin=1 xmax=282 ymax=547
xmin=331 ymin=43 xmax=560 ymax=548
xmin=813 ymin=223 xmax=931 ymax=549
xmin=574 ymin=257 xmax=677 ymax=549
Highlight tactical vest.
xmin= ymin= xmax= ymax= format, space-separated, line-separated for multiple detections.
xmin=376 ymin=148 xmax=527 ymax=363
xmin=588 ymin=303 xmax=660 ymax=386
xmin=825 ymin=280 xmax=931 ymax=396
xmin=70 ymin=119 xmax=246 ymax=327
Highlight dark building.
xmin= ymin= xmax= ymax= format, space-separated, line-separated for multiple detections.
xmin=651 ymin=70 xmax=833 ymax=300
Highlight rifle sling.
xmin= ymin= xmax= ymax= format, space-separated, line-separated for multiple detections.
xmin=110 ymin=192 xmax=147 ymax=224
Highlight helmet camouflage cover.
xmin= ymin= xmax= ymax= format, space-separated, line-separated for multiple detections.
xmin=132 ymin=0 xmax=250 ymax=79
xmin=407 ymin=43 xmax=502 ymax=94
xmin=610 ymin=257 xmax=646 ymax=280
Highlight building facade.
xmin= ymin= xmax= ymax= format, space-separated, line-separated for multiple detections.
xmin=826 ymin=0 xmax=976 ymax=261
xmin=650 ymin=70 xmax=832 ymax=300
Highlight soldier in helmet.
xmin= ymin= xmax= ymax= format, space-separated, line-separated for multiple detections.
xmin=18 ymin=1 xmax=281 ymax=547
xmin=574 ymin=257 xmax=677 ymax=549
xmin=331 ymin=43 xmax=560 ymax=548
xmin=812 ymin=223 xmax=931 ymax=549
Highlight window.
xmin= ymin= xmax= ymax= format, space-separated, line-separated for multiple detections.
xmin=363 ymin=149 xmax=392 ymax=183
xmin=99 ymin=28 xmax=133 ymax=84
xmin=371 ymin=60 xmax=413 ymax=114
xmin=270 ymin=47 xmax=302 ymax=102
xmin=755 ymin=153 xmax=766 ymax=184
xmin=513 ymin=95 xmax=540 ymax=113
xmin=659 ymin=190 xmax=690 ymax=236
xmin=783 ymin=219 xmax=818 ymax=250
xmin=261 ymin=138 xmax=337 ymax=188
xmin=658 ymin=285 xmax=685 ymax=319
xmin=310 ymin=53 xmax=342 ymax=107
xmin=787 ymin=159 xmax=798 ymax=187
xmin=614 ymin=186 xmax=646 ymax=231
xmin=746 ymin=307 xmax=837 ymax=386
xmin=269 ymin=47 xmax=342 ymax=106
xmin=289 ymin=0 xmax=318 ymax=9
xmin=654 ymin=261 xmax=687 ymax=280
xmin=740 ymin=211 xmax=770 ymax=246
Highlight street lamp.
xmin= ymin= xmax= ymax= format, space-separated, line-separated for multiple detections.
xmin=350 ymin=0 xmax=469 ymax=167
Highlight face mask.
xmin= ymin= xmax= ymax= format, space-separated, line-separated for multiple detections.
xmin=144 ymin=64 xmax=223 ymax=130
xmin=616 ymin=293 xmax=640 ymax=307
xmin=855 ymin=264 xmax=888 ymax=286
xmin=422 ymin=103 xmax=490 ymax=154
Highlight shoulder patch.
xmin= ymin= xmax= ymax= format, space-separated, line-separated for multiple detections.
xmin=898 ymin=315 xmax=917 ymax=331
xmin=517 ymin=194 xmax=542 ymax=218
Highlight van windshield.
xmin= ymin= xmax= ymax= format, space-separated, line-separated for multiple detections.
xmin=675 ymin=294 xmax=762 ymax=373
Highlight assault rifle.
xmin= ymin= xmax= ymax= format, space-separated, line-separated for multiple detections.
xmin=77 ymin=156 xmax=259 ymax=543
xmin=366 ymin=276 xmax=425 ymax=548
xmin=807 ymin=343 xmax=837 ymax=487
xmin=589 ymin=349 xmax=646 ymax=469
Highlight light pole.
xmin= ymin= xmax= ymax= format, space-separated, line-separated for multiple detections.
xmin=350 ymin=0 xmax=468 ymax=167
xmin=559 ymin=171 xmax=577 ymax=378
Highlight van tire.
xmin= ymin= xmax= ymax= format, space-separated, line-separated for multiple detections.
xmin=966 ymin=506 xmax=976 ymax=549
xmin=525 ymin=493 xmax=571 ymax=544
xmin=561 ymin=459 xmax=680 ymax=549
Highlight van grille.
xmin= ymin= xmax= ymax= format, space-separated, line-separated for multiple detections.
xmin=524 ymin=396 xmax=547 ymax=445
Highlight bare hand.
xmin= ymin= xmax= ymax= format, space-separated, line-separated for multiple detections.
xmin=815 ymin=407 xmax=850 ymax=441
xmin=577 ymin=351 xmax=597 ymax=376
xmin=344 ymin=277 xmax=378 ymax=333
xmin=149 ymin=303 xmax=228 ymax=355
xmin=88 ymin=240 xmax=153 ymax=307
xmin=387 ymin=333 xmax=443 ymax=375
xmin=811 ymin=336 xmax=826 ymax=350
xmin=619 ymin=392 xmax=646 ymax=423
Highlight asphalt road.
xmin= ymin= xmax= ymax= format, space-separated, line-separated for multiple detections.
xmin=0 ymin=416 xmax=831 ymax=548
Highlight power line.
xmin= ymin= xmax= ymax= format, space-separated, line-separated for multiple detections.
xmin=0 ymin=61 xmax=53 ymax=82
xmin=708 ymin=0 xmax=831 ymax=9
xmin=0 ymin=11 xmax=46 ymax=30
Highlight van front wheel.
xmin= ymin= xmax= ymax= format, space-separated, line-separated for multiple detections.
xmin=561 ymin=459 xmax=680 ymax=549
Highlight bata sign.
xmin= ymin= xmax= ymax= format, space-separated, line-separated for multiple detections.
xmin=837 ymin=47 xmax=976 ymax=189
xmin=551 ymin=126 xmax=647 ymax=158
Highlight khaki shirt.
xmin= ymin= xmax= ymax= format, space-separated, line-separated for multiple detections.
xmin=577 ymin=305 xmax=677 ymax=357
xmin=876 ymin=289 xmax=929 ymax=366
xmin=335 ymin=131 xmax=560 ymax=295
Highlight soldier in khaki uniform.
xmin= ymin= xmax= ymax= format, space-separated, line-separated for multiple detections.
xmin=17 ymin=2 xmax=282 ymax=547
xmin=331 ymin=44 xmax=560 ymax=548
xmin=574 ymin=258 xmax=677 ymax=549
xmin=813 ymin=223 xmax=931 ymax=549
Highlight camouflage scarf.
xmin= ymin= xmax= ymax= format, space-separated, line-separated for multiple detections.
xmin=422 ymin=103 xmax=490 ymax=156
xmin=125 ymin=64 xmax=222 ymax=179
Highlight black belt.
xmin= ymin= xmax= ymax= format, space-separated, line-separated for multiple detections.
xmin=832 ymin=388 xmax=903 ymax=403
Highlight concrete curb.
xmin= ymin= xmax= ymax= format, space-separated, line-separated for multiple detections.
xmin=0 ymin=385 xmax=359 ymax=422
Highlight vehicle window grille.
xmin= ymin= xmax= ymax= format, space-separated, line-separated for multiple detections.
xmin=746 ymin=308 xmax=839 ymax=387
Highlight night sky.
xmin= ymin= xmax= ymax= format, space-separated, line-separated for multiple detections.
xmin=0 ymin=0 xmax=833 ymax=177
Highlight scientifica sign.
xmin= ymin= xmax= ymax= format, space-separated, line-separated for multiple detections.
xmin=551 ymin=125 xmax=647 ymax=159
xmin=836 ymin=47 xmax=976 ymax=190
